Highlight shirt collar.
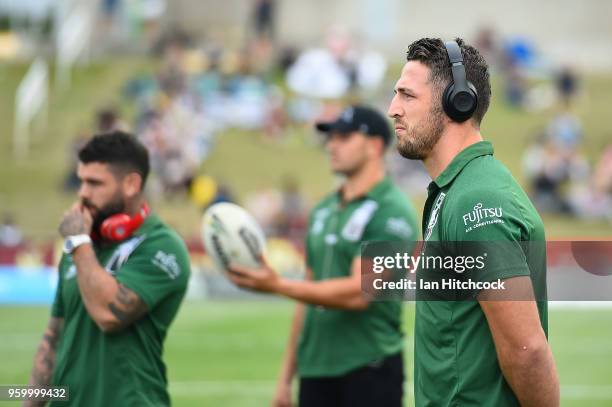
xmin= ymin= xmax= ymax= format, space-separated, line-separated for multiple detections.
xmin=366 ymin=175 xmax=393 ymax=199
xmin=336 ymin=175 xmax=393 ymax=204
xmin=433 ymin=141 xmax=494 ymax=189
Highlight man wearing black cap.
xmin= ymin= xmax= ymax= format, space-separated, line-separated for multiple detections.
xmin=228 ymin=105 xmax=418 ymax=407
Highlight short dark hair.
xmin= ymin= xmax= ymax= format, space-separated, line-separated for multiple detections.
xmin=406 ymin=37 xmax=491 ymax=125
xmin=78 ymin=130 xmax=150 ymax=189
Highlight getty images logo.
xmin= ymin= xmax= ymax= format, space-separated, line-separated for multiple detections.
xmin=462 ymin=203 xmax=504 ymax=233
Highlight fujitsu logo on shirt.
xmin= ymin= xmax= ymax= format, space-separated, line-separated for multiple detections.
xmin=462 ymin=203 xmax=503 ymax=225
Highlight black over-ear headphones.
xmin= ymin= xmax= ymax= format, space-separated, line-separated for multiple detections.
xmin=442 ymin=41 xmax=478 ymax=122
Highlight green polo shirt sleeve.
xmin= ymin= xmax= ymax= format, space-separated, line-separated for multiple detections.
xmin=115 ymin=233 xmax=191 ymax=310
xmin=51 ymin=259 xmax=66 ymax=318
xmin=444 ymin=187 xmax=530 ymax=283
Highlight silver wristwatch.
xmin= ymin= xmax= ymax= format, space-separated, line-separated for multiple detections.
xmin=63 ymin=234 xmax=92 ymax=254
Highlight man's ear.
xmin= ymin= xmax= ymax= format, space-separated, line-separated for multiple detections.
xmin=122 ymin=172 xmax=143 ymax=198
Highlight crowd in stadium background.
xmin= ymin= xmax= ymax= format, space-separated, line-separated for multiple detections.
xmin=1 ymin=0 xmax=611 ymax=272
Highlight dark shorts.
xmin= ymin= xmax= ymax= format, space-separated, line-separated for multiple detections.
xmin=298 ymin=352 xmax=404 ymax=407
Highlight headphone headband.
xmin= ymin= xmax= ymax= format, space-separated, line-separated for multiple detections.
xmin=444 ymin=41 xmax=463 ymax=64
xmin=445 ymin=41 xmax=469 ymax=93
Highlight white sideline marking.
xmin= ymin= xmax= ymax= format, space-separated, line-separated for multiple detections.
xmin=561 ymin=385 xmax=612 ymax=400
xmin=169 ymin=381 xmax=612 ymax=400
xmin=550 ymin=301 xmax=612 ymax=309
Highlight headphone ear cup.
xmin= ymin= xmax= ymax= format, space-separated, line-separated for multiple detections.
xmin=456 ymin=83 xmax=478 ymax=121
xmin=100 ymin=213 xmax=133 ymax=241
xmin=443 ymin=82 xmax=478 ymax=123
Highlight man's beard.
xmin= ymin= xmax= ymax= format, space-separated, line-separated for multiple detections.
xmin=396 ymin=105 xmax=446 ymax=160
xmin=83 ymin=196 xmax=126 ymax=235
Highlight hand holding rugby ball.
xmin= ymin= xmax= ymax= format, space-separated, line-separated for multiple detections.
xmin=201 ymin=202 xmax=267 ymax=273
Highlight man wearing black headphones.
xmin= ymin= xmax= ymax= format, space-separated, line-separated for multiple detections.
xmin=388 ymin=38 xmax=559 ymax=406
xmin=25 ymin=131 xmax=191 ymax=406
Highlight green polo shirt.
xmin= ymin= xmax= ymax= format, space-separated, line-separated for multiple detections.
xmin=50 ymin=214 xmax=191 ymax=407
xmin=297 ymin=176 xmax=418 ymax=377
xmin=415 ymin=141 xmax=548 ymax=406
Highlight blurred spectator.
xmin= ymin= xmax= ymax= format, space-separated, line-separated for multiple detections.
xmin=287 ymin=47 xmax=350 ymax=99
xmin=0 ymin=214 xmax=23 ymax=248
xmin=245 ymin=187 xmax=283 ymax=236
xmin=138 ymin=104 xmax=206 ymax=195
xmin=547 ymin=108 xmax=583 ymax=151
xmin=495 ymin=35 xmax=550 ymax=109
xmin=63 ymin=108 xmax=128 ymax=193
xmin=151 ymin=29 xmax=194 ymax=57
xmin=568 ymin=143 xmax=612 ymax=221
xmin=523 ymin=132 xmax=588 ymax=214
xmin=100 ymin=0 xmax=121 ymax=31
xmin=592 ymin=143 xmax=612 ymax=196
xmin=278 ymin=46 xmax=299 ymax=74
xmin=252 ymin=0 xmax=275 ymax=41
xmin=475 ymin=29 xmax=560 ymax=110
xmin=277 ymin=177 xmax=308 ymax=244
xmin=474 ymin=27 xmax=501 ymax=69
xmin=63 ymin=133 xmax=89 ymax=192
xmin=138 ymin=0 xmax=166 ymax=46
xmin=503 ymin=64 xmax=527 ymax=108
xmin=189 ymin=176 xmax=236 ymax=210
xmin=263 ymin=86 xmax=288 ymax=138
xmin=286 ymin=25 xmax=386 ymax=100
xmin=209 ymin=184 xmax=236 ymax=207
xmin=556 ymin=66 xmax=580 ymax=107
xmin=0 ymin=213 xmax=26 ymax=265
xmin=96 ymin=107 xmax=129 ymax=133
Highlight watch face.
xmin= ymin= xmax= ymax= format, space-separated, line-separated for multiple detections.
xmin=63 ymin=235 xmax=90 ymax=254
xmin=63 ymin=238 xmax=75 ymax=254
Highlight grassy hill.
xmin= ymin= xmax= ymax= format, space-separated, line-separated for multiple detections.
xmin=1 ymin=59 xmax=611 ymax=240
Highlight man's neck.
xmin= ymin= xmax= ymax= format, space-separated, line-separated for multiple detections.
xmin=423 ymin=124 xmax=483 ymax=181
xmin=125 ymin=196 xmax=145 ymax=217
xmin=341 ymin=162 xmax=386 ymax=203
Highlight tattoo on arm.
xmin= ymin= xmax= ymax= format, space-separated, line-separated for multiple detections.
xmin=28 ymin=317 xmax=63 ymax=398
xmin=107 ymin=284 xmax=148 ymax=327
xmin=58 ymin=210 xmax=88 ymax=237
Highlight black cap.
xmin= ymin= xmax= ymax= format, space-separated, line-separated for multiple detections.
xmin=316 ymin=105 xmax=391 ymax=146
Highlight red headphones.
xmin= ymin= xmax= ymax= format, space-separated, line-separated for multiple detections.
xmin=99 ymin=202 xmax=150 ymax=242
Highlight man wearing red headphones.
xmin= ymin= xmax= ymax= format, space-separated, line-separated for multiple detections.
xmin=25 ymin=131 xmax=191 ymax=407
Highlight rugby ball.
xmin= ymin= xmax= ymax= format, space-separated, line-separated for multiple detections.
xmin=201 ymin=202 xmax=267 ymax=273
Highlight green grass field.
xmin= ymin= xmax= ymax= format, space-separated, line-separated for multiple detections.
xmin=0 ymin=301 xmax=611 ymax=406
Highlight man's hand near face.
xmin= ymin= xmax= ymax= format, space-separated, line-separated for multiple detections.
xmin=59 ymin=202 xmax=93 ymax=238
xmin=58 ymin=201 xmax=148 ymax=333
